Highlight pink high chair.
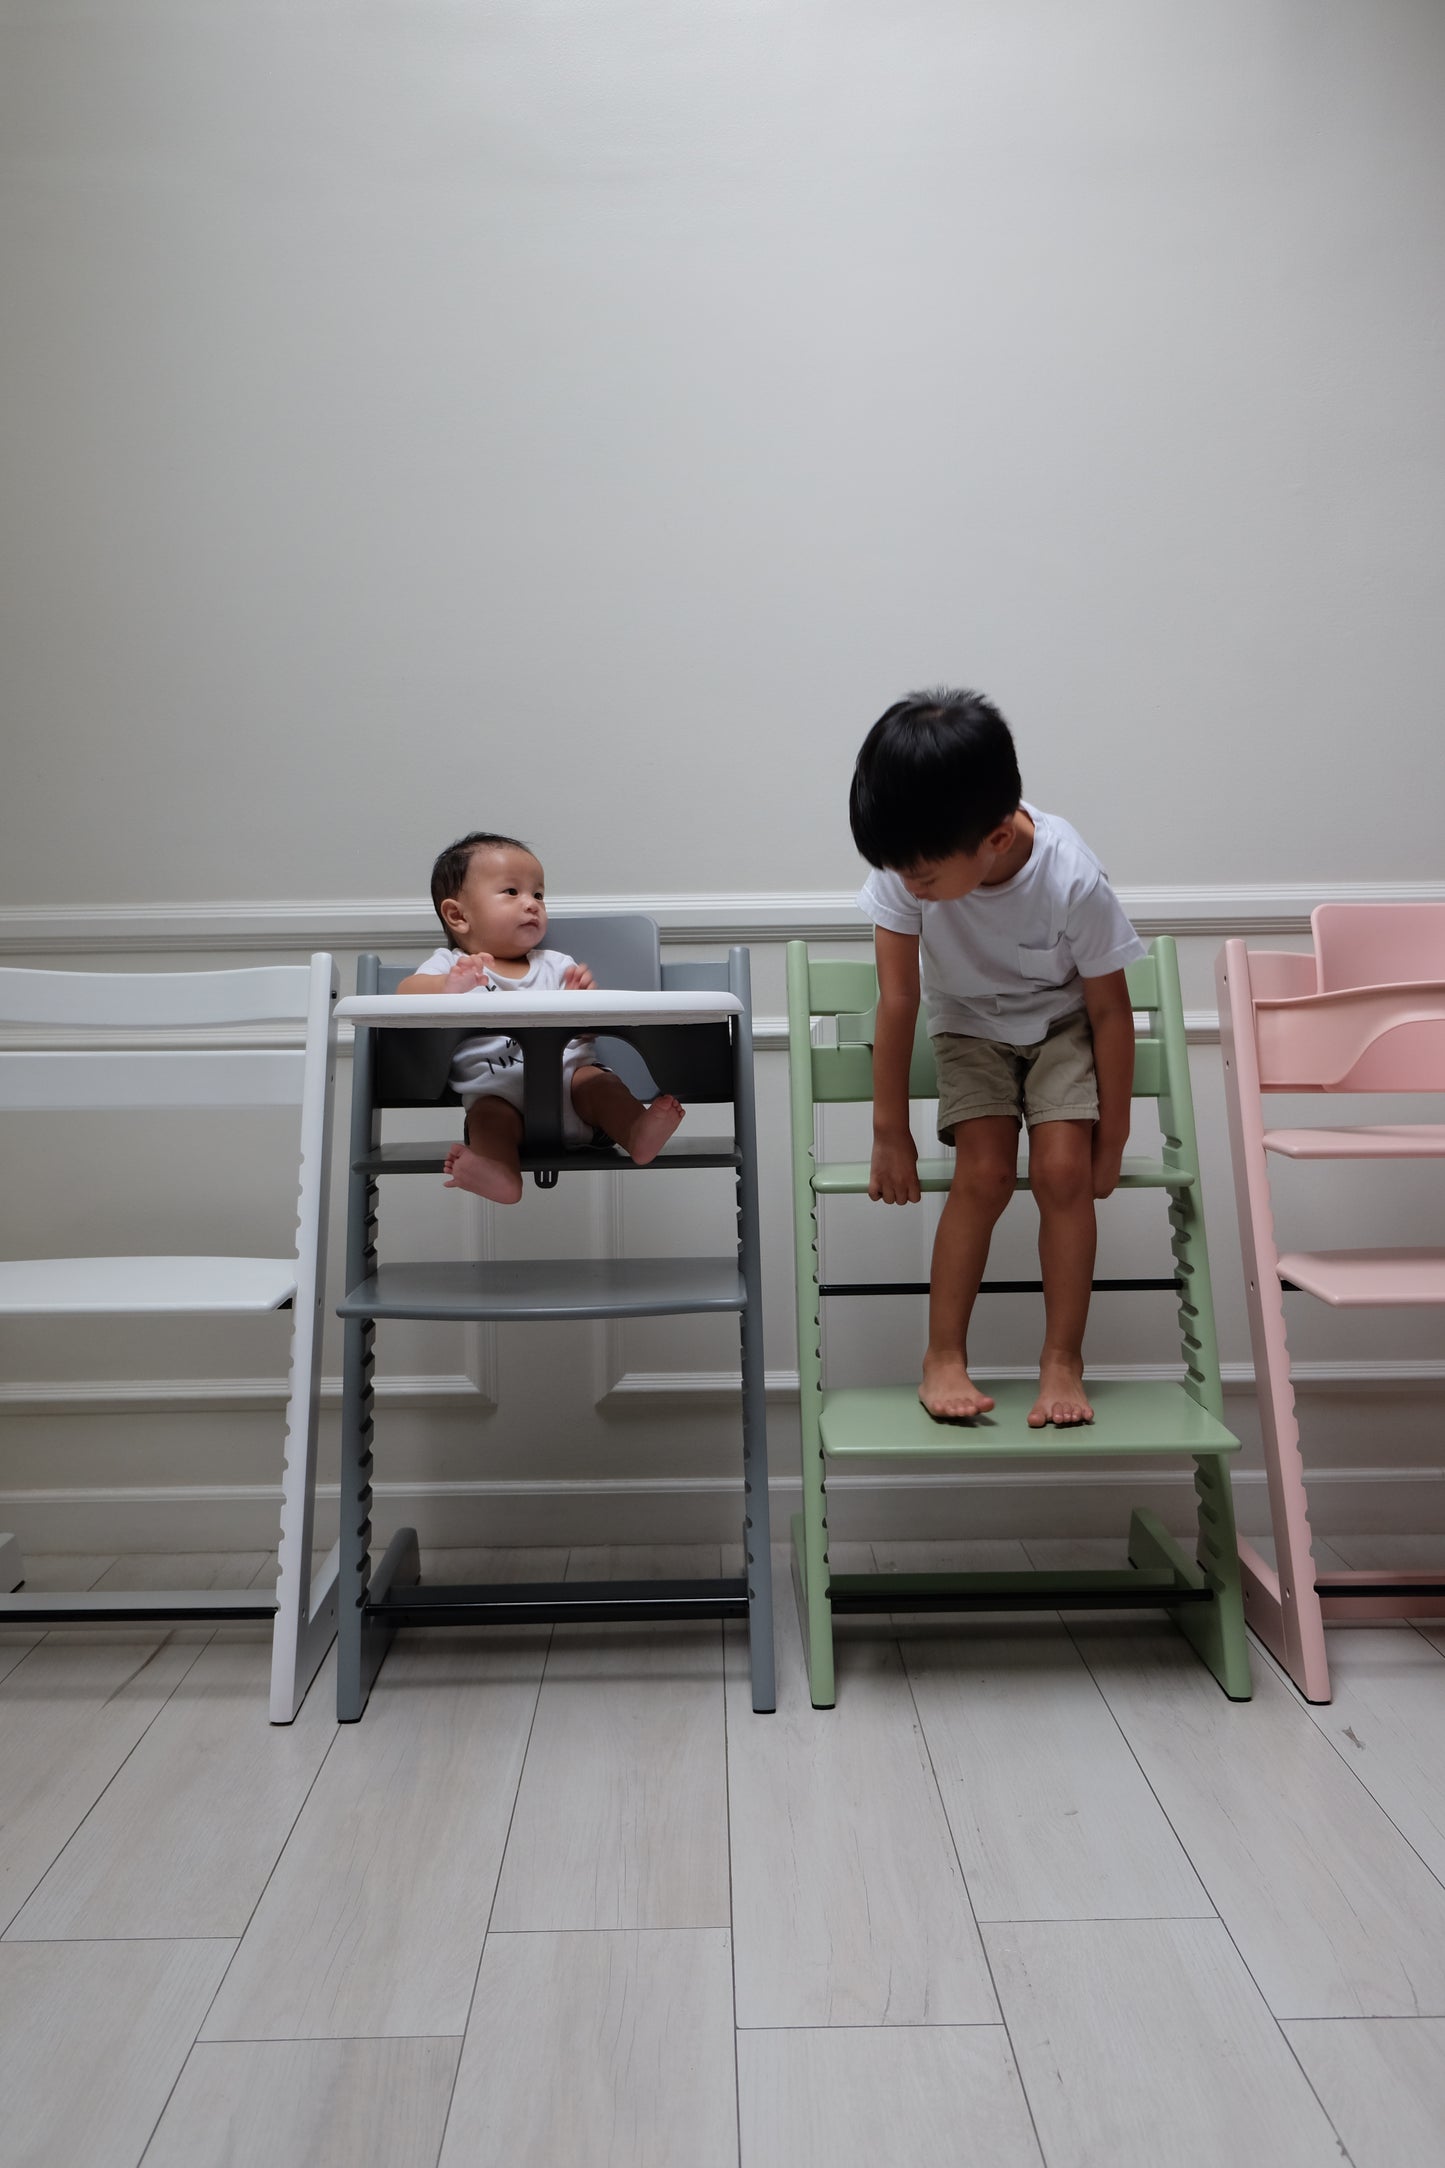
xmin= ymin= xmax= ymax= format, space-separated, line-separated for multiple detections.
xmin=1218 ymin=903 xmax=1445 ymax=1700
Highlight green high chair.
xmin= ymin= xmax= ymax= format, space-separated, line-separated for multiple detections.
xmin=787 ymin=935 xmax=1251 ymax=1707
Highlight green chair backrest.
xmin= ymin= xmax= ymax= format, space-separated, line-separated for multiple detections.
xmin=800 ymin=951 xmax=1168 ymax=1105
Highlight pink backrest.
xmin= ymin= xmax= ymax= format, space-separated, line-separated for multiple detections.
xmin=1240 ymin=907 xmax=1445 ymax=1091
xmin=1312 ymin=903 xmax=1445 ymax=992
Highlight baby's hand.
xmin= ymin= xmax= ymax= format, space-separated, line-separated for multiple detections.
xmin=445 ymin=953 xmax=495 ymax=994
xmin=562 ymin=963 xmax=595 ymax=990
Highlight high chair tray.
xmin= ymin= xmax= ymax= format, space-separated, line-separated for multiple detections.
xmin=337 ymin=990 xmax=741 ymax=1028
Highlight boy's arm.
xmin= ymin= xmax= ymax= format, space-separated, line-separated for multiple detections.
xmin=396 ymin=954 xmax=494 ymax=996
xmin=870 ymin=926 xmax=923 ymax=1205
xmin=1082 ymin=969 xmax=1135 ymax=1198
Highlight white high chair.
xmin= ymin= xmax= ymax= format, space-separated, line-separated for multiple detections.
xmin=0 ymin=956 xmax=341 ymax=1721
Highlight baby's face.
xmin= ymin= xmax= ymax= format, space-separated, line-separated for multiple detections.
xmin=446 ymin=845 xmax=548 ymax=958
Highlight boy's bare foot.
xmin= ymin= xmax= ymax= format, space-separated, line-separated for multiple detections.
xmin=1028 ymin=1354 xmax=1094 ymax=1428
xmin=919 ymin=1351 xmax=996 ymax=1422
xmin=625 ymin=1094 xmax=685 ymax=1166
xmin=443 ymin=1141 xmax=524 ymax=1205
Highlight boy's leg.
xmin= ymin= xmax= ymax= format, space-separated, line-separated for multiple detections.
xmin=921 ymin=1115 xmax=1019 ymax=1420
xmin=1027 ymin=1118 xmax=1096 ymax=1426
xmin=570 ymin=1063 xmax=685 ymax=1167
xmin=444 ymin=1095 xmax=525 ymax=1204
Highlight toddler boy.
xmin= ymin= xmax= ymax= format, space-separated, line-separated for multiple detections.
xmin=850 ymin=691 xmax=1145 ymax=1426
xmin=399 ymin=831 xmax=683 ymax=1202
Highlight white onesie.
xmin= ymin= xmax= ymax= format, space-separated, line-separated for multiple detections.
xmin=413 ymin=945 xmax=602 ymax=1142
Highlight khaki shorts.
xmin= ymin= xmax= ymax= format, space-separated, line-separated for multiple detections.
xmin=933 ymin=1010 xmax=1098 ymax=1140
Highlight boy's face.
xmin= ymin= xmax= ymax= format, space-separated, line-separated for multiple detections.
xmin=442 ymin=845 xmax=548 ymax=957
xmin=896 ymin=816 xmax=1020 ymax=903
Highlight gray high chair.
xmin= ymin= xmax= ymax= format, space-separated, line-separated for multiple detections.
xmin=334 ymin=917 xmax=775 ymax=1717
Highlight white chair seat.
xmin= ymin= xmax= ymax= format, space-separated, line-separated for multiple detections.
xmin=0 ymin=1254 xmax=299 ymax=1315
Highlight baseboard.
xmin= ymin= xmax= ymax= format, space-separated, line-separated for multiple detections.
xmin=0 ymin=1372 xmax=492 ymax=1416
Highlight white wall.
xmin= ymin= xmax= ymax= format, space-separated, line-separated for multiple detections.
xmin=2 ymin=2 xmax=1443 ymax=1551
xmin=3 ymin=0 xmax=1444 ymax=908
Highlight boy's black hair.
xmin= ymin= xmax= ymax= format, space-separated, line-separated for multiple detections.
xmin=431 ymin=830 xmax=535 ymax=947
xmin=849 ymin=689 xmax=1022 ymax=869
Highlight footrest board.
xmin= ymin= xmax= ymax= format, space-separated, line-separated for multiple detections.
xmin=811 ymin=1154 xmax=1195 ymax=1196
xmin=1277 ymin=1249 xmax=1445 ymax=1306
xmin=356 ymin=1138 xmax=742 ymax=1176
xmin=1264 ymin=1125 xmax=1445 ymax=1160
xmin=818 ymin=1379 xmax=1241 ymax=1460
xmin=340 ymin=1257 xmax=748 ymax=1322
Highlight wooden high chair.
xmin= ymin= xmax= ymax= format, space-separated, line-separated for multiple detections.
xmin=1218 ymin=903 xmax=1445 ymax=1701
xmin=787 ymin=935 xmax=1251 ymax=1707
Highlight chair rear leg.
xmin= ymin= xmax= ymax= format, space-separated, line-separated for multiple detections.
xmin=337 ymin=1315 xmax=381 ymax=1721
xmin=0 ymin=1533 xmax=22 ymax=1593
xmin=794 ymin=1444 xmax=836 ymax=1708
xmin=739 ymin=1300 xmax=776 ymax=1713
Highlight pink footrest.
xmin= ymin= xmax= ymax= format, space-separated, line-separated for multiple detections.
xmin=1277 ymin=1249 xmax=1445 ymax=1306
xmin=1263 ymin=1125 xmax=1445 ymax=1160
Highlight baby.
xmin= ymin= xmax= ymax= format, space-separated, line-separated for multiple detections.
xmin=398 ymin=830 xmax=684 ymax=1203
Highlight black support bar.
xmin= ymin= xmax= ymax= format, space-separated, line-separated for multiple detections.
xmin=827 ymin=1584 xmax=1215 ymax=1614
xmin=818 ymin=1277 xmax=1181 ymax=1298
xmin=1316 ymin=1578 xmax=1445 ymax=1600
xmin=366 ymin=1576 xmax=750 ymax=1629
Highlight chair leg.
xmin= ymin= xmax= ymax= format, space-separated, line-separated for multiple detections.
xmin=794 ymin=1435 xmax=836 ymax=1709
xmin=739 ymin=1303 xmax=776 ymax=1713
xmin=0 ymin=1532 xmax=23 ymax=1593
xmin=337 ymin=1315 xmax=379 ymax=1722
xmin=1127 ymin=1468 xmax=1252 ymax=1700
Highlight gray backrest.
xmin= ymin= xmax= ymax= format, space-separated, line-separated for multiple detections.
xmin=372 ymin=915 xmax=663 ymax=1107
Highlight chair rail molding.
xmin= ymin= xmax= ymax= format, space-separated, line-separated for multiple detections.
xmin=2 ymin=881 xmax=1443 ymax=955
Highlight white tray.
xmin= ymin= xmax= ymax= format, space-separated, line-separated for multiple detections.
xmin=335 ymin=989 xmax=742 ymax=1030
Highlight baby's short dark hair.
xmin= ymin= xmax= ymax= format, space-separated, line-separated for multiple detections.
xmin=430 ymin=830 xmax=534 ymax=947
xmin=849 ymin=689 xmax=1022 ymax=869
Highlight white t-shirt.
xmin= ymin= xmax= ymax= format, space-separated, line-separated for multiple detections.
xmin=857 ymin=805 xmax=1146 ymax=1045
xmin=413 ymin=946 xmax=592 ymax=1098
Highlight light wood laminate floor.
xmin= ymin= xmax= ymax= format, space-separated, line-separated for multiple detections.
xmin=3 ymin=1538 xmax=1445 ymax=2167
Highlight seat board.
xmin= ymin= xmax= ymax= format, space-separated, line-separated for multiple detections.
xmin=1278 ymin=1249 xmax=1445 ymax=1307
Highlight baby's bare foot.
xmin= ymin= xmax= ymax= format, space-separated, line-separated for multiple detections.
xmin=626 ymin=1094 xmax=685 ymax=1166
xmin=919 ymin=1351 xmax=995 ymax=1422
xmin=443 ymin=1141 xmax=523 ymax=1205
xmin=1028 ymin=1353 xmax=1094 ymax=1428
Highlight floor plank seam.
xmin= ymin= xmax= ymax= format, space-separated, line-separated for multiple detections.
xmin=1057 ymin=1610 xmax=1363 ymax=2162
xmin=722 ymin=1616 xmax=744 ymax=2168
xmin=0 ymin=1622 xmax=216 ymax=1940
xmin=177 ymin=1674 xmax=347 ymax=2050
xmin=895 ymin=1604 xmax=1050 ymax=2168
xmin=430 ymin=1608 xmax=556 ymax=2168
xmin=1246 ymin=1624 xmax=1445 ymax=1907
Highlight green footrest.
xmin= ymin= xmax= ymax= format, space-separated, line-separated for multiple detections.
xmin=811 ymin=1154 xmax=1195 ymax=1195
xmin=818 ymin=1379 xmax=1240 ymax=1460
